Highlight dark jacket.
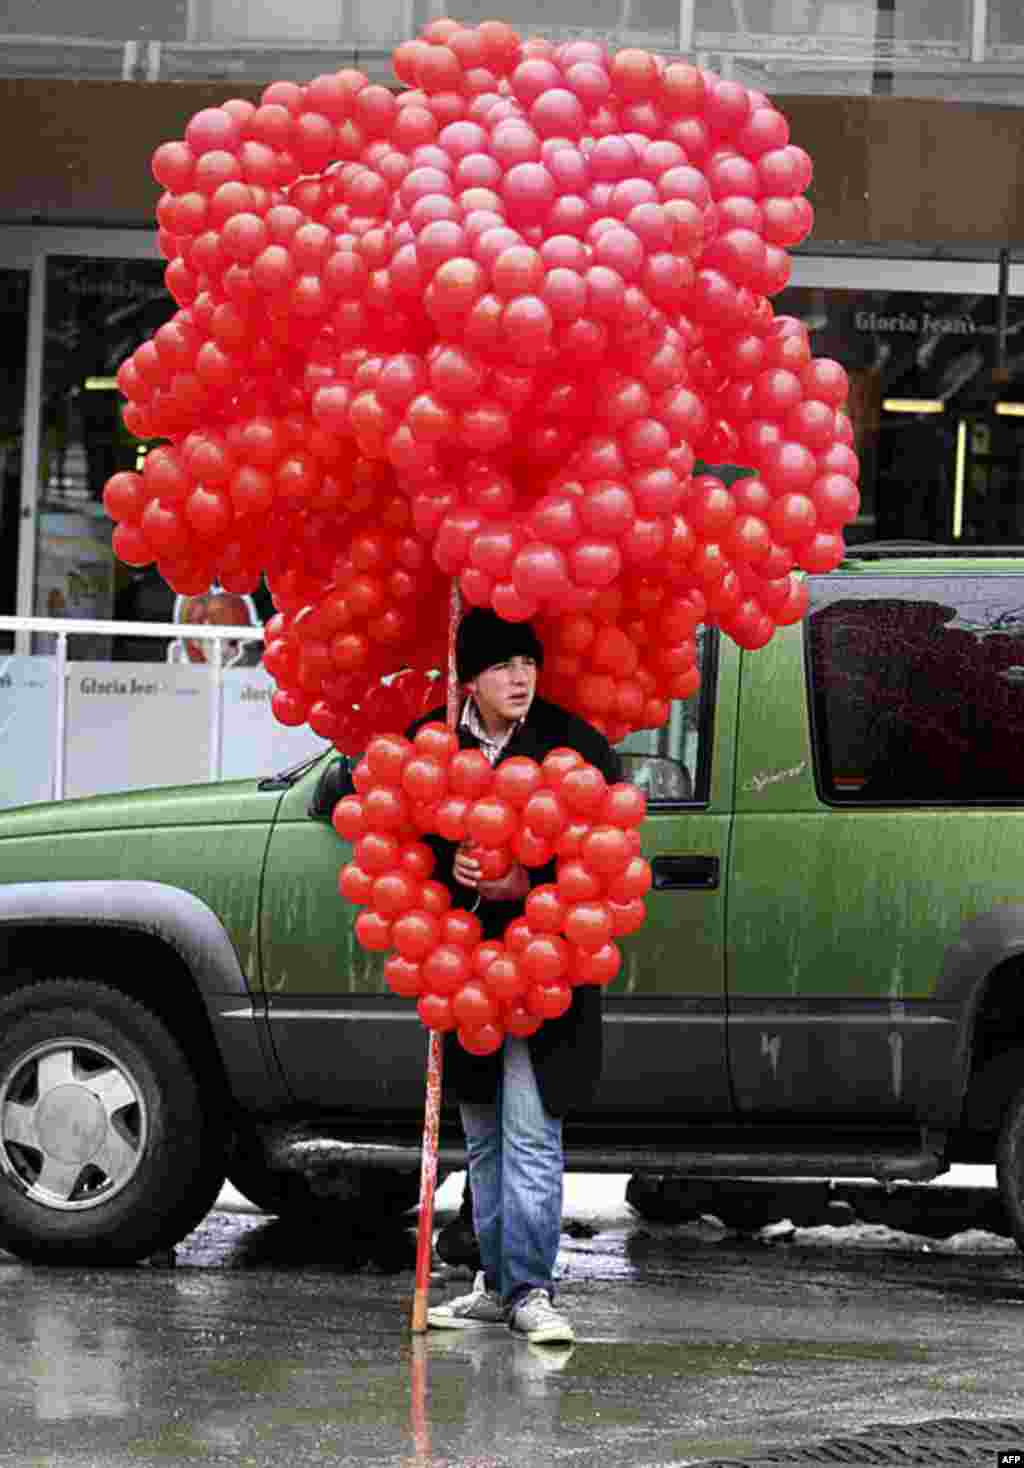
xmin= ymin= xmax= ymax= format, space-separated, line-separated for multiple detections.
xmin=407 ymin=695 xmax=622 ymax=1118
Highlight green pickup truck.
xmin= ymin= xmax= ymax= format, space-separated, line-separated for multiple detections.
xmin=4 ymin=545 xmax=1024 ymax=1264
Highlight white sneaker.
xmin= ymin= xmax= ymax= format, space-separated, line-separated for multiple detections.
xmin=508 ymin=1289 xmax=575 ymax=1345
xmin=427 ymin=1271 xmax=508 ymax=1331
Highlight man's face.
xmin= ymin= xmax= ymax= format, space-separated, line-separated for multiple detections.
xmin=205 ymin=595 xmax=249 ymax=628
xmin=205 ymin=595 xmax=250 ymax=664
xmin=469 ymin=655 xmax=538 ymax=731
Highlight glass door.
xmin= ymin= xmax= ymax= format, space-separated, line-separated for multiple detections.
xmin=0 ymin=266 xmax=30 ymax=652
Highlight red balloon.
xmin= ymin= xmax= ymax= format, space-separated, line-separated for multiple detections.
xmin=581 ymin=826 xmax=632 ymax=878
xmin=354 ymin=910 xmax=392 ymax=951
xmin=452 ymin=980 xmax=498 ymax=1028
xmin=524 ymin=884 xmax=566 ymax=933
xmin=363 ymin=785 xmax=410 ymax=833
xmin=466 ymin=796 xmax=517 ymax=848
xmin=474 ymin=844 xmax=514 ymax=880
xmin=417 ymin=992 xmax=455 ymax=1031
xmin=571 ymin=942 xmax=621 ymax=986
xmin=366 ymin=734 xmax=413 ymax=784
xmin=422 ymin=942 xmax=471 ymax=995
xmin=606 ymin=856 xmax=653 ymax=902
xmin=520 ymin=933 xmax=569 ymax=985
xmin=385 ymin=955 xmax=422 ymax=997
xmin=339 ymin=863 xmax=373 ymax=905
xmin=442 ymin=909 xmax=484 ymax=947
xmin=525 ymin=979 xmax=572 ymax=1019
xmin=522 ymin=788 xmax=566 ymax=839
xmin=503 ymin=1000 xmax=542 ymax=1038
xmin=392 ymin=909 xmax=441 ymax=960
xmin=484 ymin=954 xmax=525 ymax=1000
xmin=564 ymin=901 xmax=614 ymax=951
xmin=414 ymin=723 xmax=460 ymax=763
xmin=402 ymin=756 xmax=448 ymax=804
xmin=513 ymin=826 xmax=556 ymax=867
xmin=609 ymin=897 xmax=646 ymax=936
xmin=371 ymin=870 xmax=420 ymax=916
xmin=459 ymin=1021 xmax=504 ymax=1055
xmin=434 ymin=796 xmax=470 ymax=841
xmin=560 ymin=766 xmax=608 ymax=816
xmin=354 ymin=832 xmax=400 ymax=874
xmin=557 ymin=860 xmax=603 ymax=904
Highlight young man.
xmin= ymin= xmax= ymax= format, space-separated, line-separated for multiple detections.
xmin=409 ymin=607 xmax=622 ymax=1346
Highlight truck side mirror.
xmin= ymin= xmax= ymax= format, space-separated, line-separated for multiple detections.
xmin=308 ymin=756 xmax=355 ymax=822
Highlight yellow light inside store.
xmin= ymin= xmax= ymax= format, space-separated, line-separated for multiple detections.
xmin=995 ymin=402 xmax=1024 ymax=417
xmin=953 ymin=418 xmax=967 ymax=540
xmin=882 ymin=398 xmax=944 ymax=413
xmin=84 ymin=376 xmax=120 ymax=391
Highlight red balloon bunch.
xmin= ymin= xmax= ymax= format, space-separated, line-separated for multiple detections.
xmin=252 ymin=457 xmax=452 ymax=744
xmin=335 ymin=725 xmax=650 ymax=1052
xmin=103 ymin=18 xmax=860 ymax=753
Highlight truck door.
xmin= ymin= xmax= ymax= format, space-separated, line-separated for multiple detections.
xmin=725 ymin=580 xmax=997 ymax=1121
xmin=588 ymin=632 xmax=738 ymax=1121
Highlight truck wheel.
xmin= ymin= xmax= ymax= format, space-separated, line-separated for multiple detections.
xmin=0 ymin=980 xmax=227 ymax=1264
xmin=995 ymin=1073 xmax=1024 ymax=1250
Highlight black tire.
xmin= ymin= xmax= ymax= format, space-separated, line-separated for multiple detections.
xmin=0 ymin=979 xmax=227 ymax=1264
xmin=995 ymin=1075 xmax=1024 ymax=1251
xmin=228 ymin=1132 xmax=422 ymax=1219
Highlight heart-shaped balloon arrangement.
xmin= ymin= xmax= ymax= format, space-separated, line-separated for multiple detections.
xmin=335 ymin=723 xmax=649 ymax=1055
xmin=103 ymin=19 xmax=860 ymax=1047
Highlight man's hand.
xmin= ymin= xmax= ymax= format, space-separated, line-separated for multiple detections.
xmin=454 ymin=844 xmax=531 ymax=903
xmin=477 ymin=862 xmax=530 ymax=902
xmin=453 ymin=844 xmax=482 ymax=889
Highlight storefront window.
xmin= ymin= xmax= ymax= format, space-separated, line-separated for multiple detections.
xmin=33 ymin=254 xmax=278 ymax=662
xmin=35 ymin=257 xmax=174 ymax=654
xmin=774 ymin=284 xmax=1024 ymax=545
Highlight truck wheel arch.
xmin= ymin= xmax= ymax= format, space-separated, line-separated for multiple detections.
xmin=0 ymin=880 xmax=287 ymax=1114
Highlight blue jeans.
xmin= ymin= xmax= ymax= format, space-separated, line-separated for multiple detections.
xmin=459 ymin=1036 xmax=564 ymax=1309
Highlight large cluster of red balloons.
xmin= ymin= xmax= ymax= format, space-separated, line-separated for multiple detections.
xmin=335 ymin=725 xmax=650 ymax=1052
xmin=103 ymin=17 xmax=858 ymax=754
xmin=102 ymin=20 xmax=860 ymax=1041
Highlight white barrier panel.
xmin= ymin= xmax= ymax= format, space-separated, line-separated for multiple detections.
xmin=64 ymin=662 xmax=211 ymax=799
xmin=222 ymin=665 xmax=326 ymax=778
xmin=0 ymin=655 xmax=57 ymax=809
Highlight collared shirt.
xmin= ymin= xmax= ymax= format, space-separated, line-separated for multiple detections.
xmin=459 ymin=696 xmax=524 ymax=766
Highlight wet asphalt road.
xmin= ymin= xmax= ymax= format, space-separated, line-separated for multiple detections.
xmin=4 ymin=1193 xmax=1024 ymax=1468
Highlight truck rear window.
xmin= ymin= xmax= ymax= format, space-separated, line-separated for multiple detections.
xmin=807 ymin=574 xmax=1024 ymax=803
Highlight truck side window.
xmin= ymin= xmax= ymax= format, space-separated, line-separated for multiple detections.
xmin=615 ymin=627 xmax=716 ymax=804
xmin=808 ymin=574 xmax=1024 ymax=804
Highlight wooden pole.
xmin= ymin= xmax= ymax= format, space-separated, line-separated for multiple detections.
xmin=410 ymin=580 xmax=462 ymax=1334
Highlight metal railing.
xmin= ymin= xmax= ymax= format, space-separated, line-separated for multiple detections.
xmin=0 ymin=614 xmax=268 ymax=800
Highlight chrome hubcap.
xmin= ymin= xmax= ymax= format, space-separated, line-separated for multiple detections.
xmin=1 ymin=1040 xmax=147 ymax=1210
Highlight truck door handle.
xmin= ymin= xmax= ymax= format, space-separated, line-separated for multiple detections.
xmin=651 ymin=854 xmax=720 ymax=890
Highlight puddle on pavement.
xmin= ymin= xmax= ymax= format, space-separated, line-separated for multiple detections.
xmin=553 ymin=1338 xmax=931 ymax=1377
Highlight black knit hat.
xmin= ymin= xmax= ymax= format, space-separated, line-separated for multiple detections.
xmin=455 ymin=608 xmax=544 ymax=684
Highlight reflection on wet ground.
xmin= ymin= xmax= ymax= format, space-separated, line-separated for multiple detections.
xmin=2 ymin=1206 xmax=1024 ymax=1467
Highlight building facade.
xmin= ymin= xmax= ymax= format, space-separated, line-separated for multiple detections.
xmin=2 ymin=0 xmax=1024 ymax=651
